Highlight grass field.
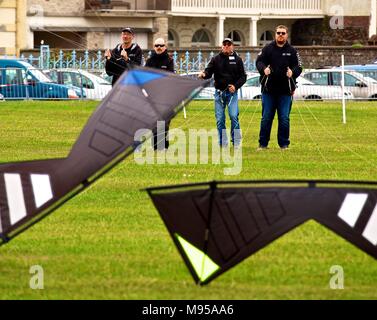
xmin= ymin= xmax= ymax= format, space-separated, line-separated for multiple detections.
xmin=0 ymin=99 xmax=377 ymax=299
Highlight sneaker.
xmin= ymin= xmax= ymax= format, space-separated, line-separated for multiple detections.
xmin=280 ymin=145 xmax=289 ymax=150
xmin=257 ymin=145 xmax=268 ymax=151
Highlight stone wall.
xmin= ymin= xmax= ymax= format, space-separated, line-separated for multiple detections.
xmin=291 ymin=16 xmax=370 ymax=46
xmin=167 ymin=46 xmax=377 ymax=70
xmin=86 ymin=31 xmax=104 ymax=49
xmin=27 ymin=0 xmax=85 ymax=16
xmin=150 ymin=17 xmax=168 ymax=47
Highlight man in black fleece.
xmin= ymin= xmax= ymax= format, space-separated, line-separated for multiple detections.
xmin=199 ymin=38 xmax=246 ymax=147
xmin=104 ymin=27 xmax=143 ymax=86
xmin=145 ymin=38 xmax=175 ymax=150
xmin=256 ymin=25 xmax=302 ymax=150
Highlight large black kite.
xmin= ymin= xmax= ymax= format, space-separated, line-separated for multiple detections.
xmin=0 ymin=67 xmax=209 ymax=245
xmin=147 ymin=180 xmax=377 ymax=285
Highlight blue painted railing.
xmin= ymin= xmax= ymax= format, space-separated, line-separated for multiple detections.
xmin=8 ymin=45 xmax=257 ymax=73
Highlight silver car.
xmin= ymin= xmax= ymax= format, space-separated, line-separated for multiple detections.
xmin=303 ymin=69 xmax=377 ymax=99
xmin=241 ymin=74 xmax=353 ymax=100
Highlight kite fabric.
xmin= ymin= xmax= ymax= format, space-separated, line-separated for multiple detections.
xmin=147 ymin=180 xmax=377 ymax=285
xmin=0 ymin=66 xmax=209 ymax=245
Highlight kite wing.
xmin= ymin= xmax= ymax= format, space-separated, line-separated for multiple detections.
xmin=0 ymin=66 xmax=209 ymax=245
xmin=147 ymin=180 xmax=377 ymax=285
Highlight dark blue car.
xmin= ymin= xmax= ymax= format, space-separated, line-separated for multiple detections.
xmin=0 ymin=59 xmax=83 ymax=99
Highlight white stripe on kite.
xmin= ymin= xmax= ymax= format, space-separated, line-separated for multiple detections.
xmin=362 ymin=204 xmax=377 ymax=246
xmin=4 ymin=174 xmax=27 ymax=225
xmin=337 ymin=193 xmax=368 ymax=227
xmin=31 ymin=174 xmax=53 ymax=208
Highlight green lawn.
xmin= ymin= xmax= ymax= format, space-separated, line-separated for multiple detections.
xmin=0 ymin=99 xmax=377 ymax=299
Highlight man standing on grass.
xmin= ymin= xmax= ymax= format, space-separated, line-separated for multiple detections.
xmin=256 ymin=25 xmax=302 ymax=150
xmin=145 ymin=38 xmax=175 ymax=150
xmin=199 ymin=38 xmax=246 ymax=148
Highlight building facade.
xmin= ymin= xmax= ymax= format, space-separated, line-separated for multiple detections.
xmin=169 ymin=0 xmax=377 ymax=47
xmin=11 ymin=0 xmax=377 ymax=51
xmin=0 ymin=0 xmax=27 ymax=55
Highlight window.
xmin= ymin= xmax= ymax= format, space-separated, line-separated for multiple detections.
xmin=244 ymin=77 xmax=260 ymax=87
xmin=305 ymin=72 xmax=329 ymax=85
xmin=192 ymin=29 xmax=211 ymax=47
xmin=332 ymin=72 xmax=359 ymax=86
xmin=5 ymin=69 xmax=23 ymax=85
xmin=227 ymin=31 xmax=242 ymax=46
xmin=259 ymin=31 xmax=273 ymax=46
xmin=168 ymin=30 xmax=176 ymax=47
xmin=81 ymin=75 xmax=94 ymax=89
xmin=48 ymin=70 xmax=58 ymax=83
xmin=62 ymin=72 xmax=74 ymax=86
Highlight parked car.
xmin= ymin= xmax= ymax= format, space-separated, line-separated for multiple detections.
xmin=45 ymin=69 xmax=112 ymax=99
xmin=241 ymin=73 xmax=354 ymax=100
xmin=333 ymin=64 xmax=377 ymax=81
xmin=303 ymin=69 xmax=377 ymax=99
xmin=0 ymin=59 xmax=81 ymax=99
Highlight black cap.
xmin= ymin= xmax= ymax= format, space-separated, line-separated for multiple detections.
xmin=222 ymin=38 xmax=233 ymax=44
xmin=122 ymin=27 xmax=134 ymax=35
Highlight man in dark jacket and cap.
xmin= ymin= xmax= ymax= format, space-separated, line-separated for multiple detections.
xmin=104 ymin=27 xmax=143 ymax=86
xmin=145 ymin=38 xmax=175 ymax=150
xmin=199 ymin=38 xmax=246 ymax=148
xmin=256 ymin=25 xmax=302 ymax=150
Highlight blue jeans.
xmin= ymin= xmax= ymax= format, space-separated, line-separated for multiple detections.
xmin=259 ymin=93 xmax=292 ymax=147
xmin=214 ymin=90 xmax=241 ymax=146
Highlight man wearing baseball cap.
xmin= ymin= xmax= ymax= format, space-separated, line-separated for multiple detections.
xmin=105 ymin=27 xmax=143 ymax=85
xmin=199 ymin=37 xmax=246 ymax=148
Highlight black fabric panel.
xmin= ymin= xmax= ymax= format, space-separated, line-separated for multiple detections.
xmin=0 ymin=67 xmax=208 ymax=243
xmin=148 ymin=183 xmax=377 ymax=285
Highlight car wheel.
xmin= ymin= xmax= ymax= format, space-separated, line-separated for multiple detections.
xmin=305 ymin=95 xmax=322 ymax=101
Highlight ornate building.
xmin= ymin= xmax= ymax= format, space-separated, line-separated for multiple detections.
xmin=4 ymin=0 xmax=376 ymax=51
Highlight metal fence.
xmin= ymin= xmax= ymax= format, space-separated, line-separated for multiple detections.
xmin=1 ymin=45 xmax=377 ymax=101
xmin=9 ymin=46 xmax=257 ymax=74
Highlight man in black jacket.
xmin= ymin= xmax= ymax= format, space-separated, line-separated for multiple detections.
xmin=199 ymin=38 xmax=246 ymax=147
xmin=104 ymin=27 xmax=143 ymax=86
xmin=256 ymin=25 xmax=302 ymax=150
xmin=145 ymin=38 xmax=174 ymax=150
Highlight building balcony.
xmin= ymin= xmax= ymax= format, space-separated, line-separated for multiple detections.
xmin=84 ymin=0 xmax=171 ymax=12
xmin=171 ymin=0 xmax=324 ymax=16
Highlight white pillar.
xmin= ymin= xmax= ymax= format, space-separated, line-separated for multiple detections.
xmin=216 ymin=15 xmax=225 ymax=46
xmin=370 ymin=0 xmax=377 ymax=38
xmin=249 ymin=17 xmax=259 ymax=46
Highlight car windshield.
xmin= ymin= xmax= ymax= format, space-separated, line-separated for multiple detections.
xmin=28 ymin=68 xmax=53 ymax=83
xmin=297 ymin=77 xmax=315 ymax=85
xmin=80 ymin=71 xmax=111 ymax=85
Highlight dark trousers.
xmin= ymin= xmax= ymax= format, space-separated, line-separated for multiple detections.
xmin=259 ymin=93 xmax=292 ymax=147
xmin=152 ymin=121 xmax=170 ymax=150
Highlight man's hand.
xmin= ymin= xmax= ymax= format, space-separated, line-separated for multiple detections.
xmin=121 ymin=48 xmax=128 ymax=61
xmin=228 ymin=84 xmax=236 ymax=93
xmin=198 ymin=71 xmax=206 ymax=79
xmin=287 ymin=67 xmax=293 ymax=78
xmin=264 ymin=66 xmax=271 ymax=76
xmin=105 ymin=49 xmax=112 ymax=60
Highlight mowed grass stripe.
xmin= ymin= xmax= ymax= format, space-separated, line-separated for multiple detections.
xmin=0 ymin=100 xmax=376 ymax=299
